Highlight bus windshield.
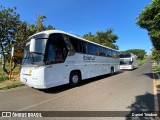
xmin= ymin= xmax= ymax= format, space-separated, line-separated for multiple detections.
xmin=119 ymin=54 xmax=131 ymax=58
xmin=22 ymin=38 xmax=47 ymax=66
xmin=120 ymin=58 xmax=132 ymax=65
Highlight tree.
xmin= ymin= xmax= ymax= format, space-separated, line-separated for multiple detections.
xmin=13 ymin=15 xmax=55 ymax=69
xmin=152 ymin=48 xmax=160 ymax=64
xmin=83 ymin=32 xmax=97 ymax=42
xmin=0 ymin=6 xmax=55 ymax=75
xmin=96 ymin=29 xmax=118 ymax=49
xmin=82 ymin=29 xmax=119 ymax=50
xmin=125 ymin=49 xmax=146 ymax=59
xmin=0 ymin=6 xmax=20 ymax=74
xmin=14 ymin=21 xmax=28 ymax=52
xmin=46 ymin=25 xmax=55 ymax=30
xmin=136 ymin=0 xmax=160 ymax=51
xmin=36 ymin=15 xmax=46 ymax=32
xmin=35 ymin=15 xmax=55 ymax=32
xmin=14 ymin=14 xmax=55 ymax=52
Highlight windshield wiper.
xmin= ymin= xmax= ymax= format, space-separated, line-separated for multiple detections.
xmin=29 ymin=52 xmax=35 ymax=64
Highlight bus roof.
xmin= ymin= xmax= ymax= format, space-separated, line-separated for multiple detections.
xmin=28 ymin=30 xmax=118 ymax=52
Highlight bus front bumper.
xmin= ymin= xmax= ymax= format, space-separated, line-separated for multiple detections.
xmin=120 ymin=65 xmax=133 ymax=70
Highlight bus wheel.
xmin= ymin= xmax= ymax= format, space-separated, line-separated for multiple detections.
xmin=69 ymin=71 xmax=81 ymax=87
xmin=110 ymin=67 xmax=114 ymax=76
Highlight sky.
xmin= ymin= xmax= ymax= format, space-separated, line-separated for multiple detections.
xmin=1 ymin=0 xmax=152 ymax=53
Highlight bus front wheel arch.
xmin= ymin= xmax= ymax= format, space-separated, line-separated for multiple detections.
xmin=69 ymin=70 xmax=81 ymax=87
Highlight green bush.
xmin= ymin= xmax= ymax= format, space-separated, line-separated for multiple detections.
xmin=155 ymin=66 xmax=160 ymax=72
xmin=0 ymin=82 xmax=24 ymax=90
xmin=138 ymin=58 xmax=146 ymax=66
xmin=0 ymin=75 xmax=8 ymax=82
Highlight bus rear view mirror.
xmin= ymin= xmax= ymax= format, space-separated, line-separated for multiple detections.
xmin=30 ymin=39 xmax=36 ymax=52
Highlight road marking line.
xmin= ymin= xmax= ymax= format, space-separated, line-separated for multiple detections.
xmin=153 ymin=71 xmax=159 ymax=112
xmin=18 ymin=96 xmax=60 ymax=111
xmin=153 ymin=72 xmax=157 ymax=96
xmin=18 ymin=73 xmax=125 ymax=111
xmin=18 ymin=89 xmax=77 ymax=111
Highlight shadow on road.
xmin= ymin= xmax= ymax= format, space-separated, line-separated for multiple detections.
xmin=79 ymin=71 xmax=122 ymax=86
xmin=41 ymin=71 xmax=124 ymax=94
xmin=142 ymin=73 xmax=154 ymax=79
xmin=140 ymin=71 xmax=159 ymax=80
xmin=126 ymin=92 xmax=159 ymax=120
xmin=122 ymin=68 xmax=139 ymax=71
xmin=144 ymin=72 xmax=160 ymax=113
xmin=129 ymin=72 xmax=160 ymax=120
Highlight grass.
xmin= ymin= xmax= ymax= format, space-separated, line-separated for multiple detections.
xmin=0 ymin=62 xmax=24 ymax=90
xmin=0 ymin=80 xmax=25 ymax=90
xmin=153 ymin=65 xmax=160 ymax=74
xmin=152 ymin=63 xmax=160 ymax=96
xmin=0 ymin=75 xmax=9 ymax=82
xmin=137 ymin=57 xmax=147 ymax=66
xmin=0 ymin=63 xmax=20 ymax=75
xmin=0 ymin=74 xmax=25 ymax=90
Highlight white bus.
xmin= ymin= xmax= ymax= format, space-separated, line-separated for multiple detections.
xmin=119 ymin=53 xmax=138 ymax=70
xmin=20 ymin=30 xmax=120 ymax=89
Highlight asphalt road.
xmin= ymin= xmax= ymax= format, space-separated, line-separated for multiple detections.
xmin=0 ymin=58 xmax=156 ymax=120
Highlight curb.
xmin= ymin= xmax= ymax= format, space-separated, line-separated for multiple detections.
xmin=152 ymin=62 xmax=160 ymax=119
xmin=154 ymin=71 xmax=160 ymax=119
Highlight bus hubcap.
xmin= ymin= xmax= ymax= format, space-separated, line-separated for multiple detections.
xmin=72 ymin=75 xmax=78 ymax=83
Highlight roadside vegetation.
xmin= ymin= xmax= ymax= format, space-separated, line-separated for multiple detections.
xmin=152 ymin=63 xmax=160 ymax=92
xmin=0 ymin=77 xmax=25 ymax=90
xmin=0 ymin=80 xmax=24 ymax=90
xmin=137 ymin=57 xmax=147 ymax=66
xmin=137 ymin=0 xmax=160 ymax=69
xmin=0 ymin=5 xmax=55 ymax=90
xmin=153 ymin=65 xmax=160 ymax=75
xmin=0 ymin=61 xmax=25 ymax=90
xmin=137 ymin=0 xmax=160 ymax=91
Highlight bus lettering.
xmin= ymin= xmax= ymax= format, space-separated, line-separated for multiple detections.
xmin=83 ymin=55 xmax=95 ymax=61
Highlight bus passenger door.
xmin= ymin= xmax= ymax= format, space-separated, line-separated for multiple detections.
xmin=44 ymin=33 xmax=69 ymax=86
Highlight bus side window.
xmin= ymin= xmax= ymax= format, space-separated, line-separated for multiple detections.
xmin=88 ymin=43 xmax=96 ymax=55
xmin=64 ymin=40 xmax=75 ymax=56
xmin=78 ymin=41 xmax=83 ymax=53
xmin=99 ymin=47 xmax=105 ymax=56
xmin=47 ymin=41 xmax=56 ymax=64
xmin=96 ymin=46 xmax=99 ymax=55
xmin=47 ymin=33 xmax=68 ymax=64
xmin=93 ymin=45 xmax=98 ymax=55
xmin=54 ymin=34 xmax=68 ymax=63
xmin=83 ymin=42 xmax=88 ymax=54
xmin=69 ymin=37 xmax=79 ymax=52
xmin=108 ymin=50 xmax=112 ymax=57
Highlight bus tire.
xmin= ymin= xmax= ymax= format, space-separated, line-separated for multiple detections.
xmin=69 ymin=71 xmax=81 ymax=87
xmin=110 ymin=67 xmax=114 ymax=76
